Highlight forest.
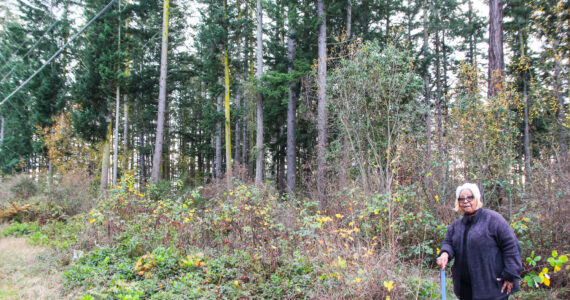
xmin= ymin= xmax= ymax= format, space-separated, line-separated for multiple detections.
xmin=0 ymin=0 xmax=568 ymax=298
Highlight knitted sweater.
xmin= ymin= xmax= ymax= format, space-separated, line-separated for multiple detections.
xmin=440 ymin=209 xmax=522 ymax=300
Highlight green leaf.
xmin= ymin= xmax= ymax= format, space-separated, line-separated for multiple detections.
xmin=559 ymin=255 xmax=568 ymax=263
xmin=552 ymin=250 xmax=558 ymax=258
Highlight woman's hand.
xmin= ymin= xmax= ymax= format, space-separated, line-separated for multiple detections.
xmin=497 ymin=278 xmax=513 ymax=294
xmin=436 ymin=252 xmax=449 ymax=270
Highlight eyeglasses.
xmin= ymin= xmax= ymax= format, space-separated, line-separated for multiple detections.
xmin=458 ymin=195 xmax=475 ymax=202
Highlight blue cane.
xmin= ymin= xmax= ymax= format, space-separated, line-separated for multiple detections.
xmin=440 ymin=269 xmax=447 ymax=300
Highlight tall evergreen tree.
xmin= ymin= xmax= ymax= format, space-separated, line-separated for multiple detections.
xmin=286 ymin=0 xmax=298 ymax=194
xmin=72 ymin=0 xmax=123 ymax=188
xmin=316 ymin=0 xmax=327 ymax=208
xmin=151 ymin=0 xmax=170 ymax=183
xmin=255 ymin=0 xmax=264 ymax=185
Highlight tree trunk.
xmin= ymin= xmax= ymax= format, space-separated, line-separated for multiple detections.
xmin=197 ymin=132 xmax=203 ymax=181
xmin=242 ymin=98 xmax=248 ymax=173
xmin=224 ymin=50 xmax=232 ymax=186
xmin=139 ymin=131 xmax=145 ymax=185
xmin=523 ymin=71 xmax=531 ymax=177
xmin=255 ymin=0 xmax=264 ymax=185
xmin=520 ymin=33 xmax=532 ymax=178
xmin=223 ymin=0 xmax=232 ymax=188
xmin=554 ymin=42 xmax=568 ymax=169
xmin=235 ymin=1 xmax=242 ymax=166
xmin=346 ymin=0 xmax=351 ymax=41
xmin=279 ymin=125 xmax=285 ymax=194
xmin=488 ymin=0 xmax=504 ymax=98
xmin=113 ymin=0 xmax=122 ymax=186
xmin=138 ymin=63 xmax=145 ymax=185
xmin=423 ymin=1 xmax=432 ymax=179
xmin=435 ymin=29 xmax=443 ymax=156
xmin=468 ymin=0 xmax=474 ymax=65
xmin=123 ymin=5 xmax=130 ymax=174
xmin=339 ymin=0 xmax=351 ymax=189
xmin=151 ymin=0 xmax=169 ymax=183
xmin=100 ymin=112 xmax=112 ymax=191
xmin=216 ymin=77 xmax=223 ymax=180
xmin=163 ymin=107 xmax=170 ymax=181
xmin=0 ymin=116 xmax=4 ymax=142
xmin=123 ymin=94 xmax=128 ymax=170
xmin=113 ymin=86 xmax=120 ymax=185
xmin=235 ymin=84 xmax=241 ymax=165
xmin=286 ymin=4 xmax=297 ymax=195
xmin=317 ymin=0 xmax=328 ymax=209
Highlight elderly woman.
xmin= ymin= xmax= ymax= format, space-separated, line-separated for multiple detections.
xmin=436 ymin=183 xmax=522 ymax=300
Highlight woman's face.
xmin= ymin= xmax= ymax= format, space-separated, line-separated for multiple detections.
xmin=458 ymin=189 xmax=477 ymax=215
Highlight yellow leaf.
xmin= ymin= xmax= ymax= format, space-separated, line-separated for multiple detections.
xmin=435 ymin=195 xmax=440 ymax=202
xmin=437 ymin=248 xmax=440 ymax=255
xmin=337 ymin=256 xmax=347 ymax=268
xmin=383 ymin=280 xmax=394 ymax=292
xmin=554 ymin=265 xmax=561 ymax=272
xmin=234 ymin=280 xmax=239 ymax=286
xmin=89 ymin=219 xmax=95 ymax=223
xmin=335 ymin=214 xmax=344 ymax=219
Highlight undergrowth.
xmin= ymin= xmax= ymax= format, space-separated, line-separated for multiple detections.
xmin=0 ymin=172 xmax=568 ymax=299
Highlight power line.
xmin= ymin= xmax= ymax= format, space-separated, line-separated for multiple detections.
xmin=0 ymin=20 xmax=61 ymax=84
xmin=0 ymin=0 xmax=118 ymax=108
xmin=0 ymin=8 xmax=52 ymax=73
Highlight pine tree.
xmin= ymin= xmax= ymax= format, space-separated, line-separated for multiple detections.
xmin=316 ymin=0 xmax=327 ymax=208
xmin=255 ymin=0 xmax=264 ymax=185
xmin=151 ymin=0 xmax=170 ymax=183
xmin=286 ymin=0 xmax=298 ymax=194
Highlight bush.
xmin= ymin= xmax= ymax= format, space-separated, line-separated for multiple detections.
xmin=0 ymin=221 xmax=40 ymax=237
xmin=0 ymin=202 xmax=35 ymax=222
xmin=9 ymin=175 xmax=38 ymax=200
xmin=46 ymin=170 xmax=97 ymax=216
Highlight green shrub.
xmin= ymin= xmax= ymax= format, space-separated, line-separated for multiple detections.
xmin=0 ymin=221 xmax=40 ymax=237
xmin=28 ymin=231 xmax=50 ymax=245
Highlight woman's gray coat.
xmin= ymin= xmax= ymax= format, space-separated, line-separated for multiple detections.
xmin=440 ymin=208 xmax=522 ymax=300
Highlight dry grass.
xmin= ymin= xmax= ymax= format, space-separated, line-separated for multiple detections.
xmin=0 ymin=234 xmax=64 ymax=299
